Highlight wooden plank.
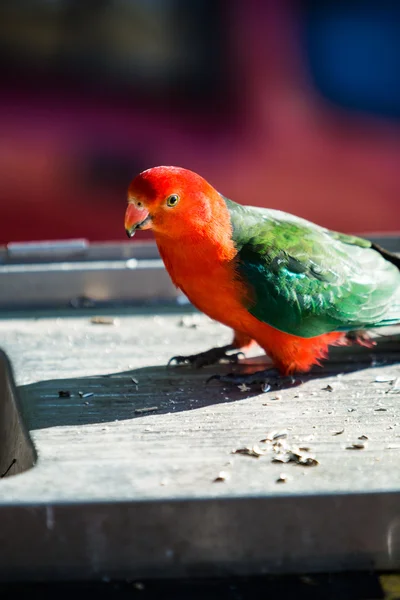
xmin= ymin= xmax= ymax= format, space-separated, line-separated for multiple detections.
xmin=0 ymin=309 xmax=399 ymax=579
xmin=0 ymin=311 xmax=398 ymax=502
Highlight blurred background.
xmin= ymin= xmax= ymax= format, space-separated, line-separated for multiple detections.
xmin=0 ymin=0 xmax=399 ymax=244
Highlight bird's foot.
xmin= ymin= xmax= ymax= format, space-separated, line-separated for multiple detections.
xmin=346 ymin=330 xmax=376 ymax=349
xmin=168 ymin=344 xmax=244 ymax=369
xmin=207 ymin=368 xmax=298 ymax=391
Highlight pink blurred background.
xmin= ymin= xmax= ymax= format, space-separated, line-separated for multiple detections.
xmin=0 ymin=0 xmax=399 ymax=244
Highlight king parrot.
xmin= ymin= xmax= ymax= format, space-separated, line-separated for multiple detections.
xmin=125 ymin=166 xmax=400 ymax=384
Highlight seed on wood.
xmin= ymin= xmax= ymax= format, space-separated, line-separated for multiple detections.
xmin=272 ymin=445 xmax=319 ymax=467
xmin=134 ymin=406 xmax=159 ymax=414
xmin=238 ymin=383 xmax=251 ymax=392
xmin=260 ymin=431 xmax=288 ymax=443
xmin=346 ymin=443 xmax=366 ymax=450
xmin=296 ymin=454 xmax=319 ymax=466
xmin=375 ymin=375 xmax=395 ymax=383
xmin=272 ymin=454 xmax=291 ymax=464
xmin=90 ymin=316 xmax=116 ymax=325
xmin=213 ymin=471 xmax=230 ymax=482
xmin=232 ymin=445 xmax=266 ymax=458
xmin=332 ymin=428 xmax=344 ymax=436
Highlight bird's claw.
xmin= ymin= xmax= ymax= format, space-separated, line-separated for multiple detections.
xmin=167 ymin=346 xmax=244 ymax=369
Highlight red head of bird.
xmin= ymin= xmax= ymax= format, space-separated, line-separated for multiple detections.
xmin=124 ymin=166 xmax=227 ymax=242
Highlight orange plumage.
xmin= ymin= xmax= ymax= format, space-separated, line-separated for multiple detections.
xmin=125 ymin=166 xmax=359 ymax=375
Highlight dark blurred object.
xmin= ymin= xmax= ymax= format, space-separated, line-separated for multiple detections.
xmin=304 ymin=0 xmax=400 ymax=118
xmin=0 ymin=0 xmax=399 ymax=244
xmin=0 ymin=0 xmax=227 ymax=107
xmin=0 ymin=572 xmax=386 ymax=600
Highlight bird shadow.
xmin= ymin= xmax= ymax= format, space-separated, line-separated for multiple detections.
xmin=17 ymin=333 xmax=400 ymax=431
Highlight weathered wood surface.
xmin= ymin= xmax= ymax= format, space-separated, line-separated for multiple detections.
xmin=0 ymin=309 xmax=399 ymax=503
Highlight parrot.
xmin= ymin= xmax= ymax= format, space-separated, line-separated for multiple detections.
xmin=124 ymin=166 xmax=400 ymax=386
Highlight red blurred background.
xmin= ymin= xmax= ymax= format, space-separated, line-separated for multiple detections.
xmin=0 ymin=0 xmax=399 ymax=244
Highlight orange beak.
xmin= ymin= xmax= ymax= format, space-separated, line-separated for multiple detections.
xmin=124 ymin=203 xmax=152 ymax=238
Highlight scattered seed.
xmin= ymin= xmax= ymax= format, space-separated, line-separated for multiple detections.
xmin=260 ymin=430 xmax=288 ymax=443
xmin=276 ymin=473 xmax=288 ymax=483
xmin=213 ymin=471 xmax=229 ymax=482
xmin=273 ymin=447 xmax=319 ymax=466
xmin=296 ymin=455 xmax=319 ymax=466
xmin=272 ymin=454 xmax=290 ymax=464
xmin=375 ymin=375 xmax=395 ymax=383
xmin=272 ymin=394 xmax=282 ymax=401
xmin=238 ymin=383 xmax=251 ymax=392
xmin=82 ymin=392 xmax=94 ymax=399
xmin=358 ymin=435 xmax=369 ymax=440
xmin=131 ymin=377 xmax=139 ymax=385
xmin=298 ymin=446 xmax=311 ymax=452
xmin=346 ymin=443 xmax=366 ymax=450
xmin=134 ymin=406 xmax=159 ymax=414
xmin=332 ymin=428 xmax=344 ymax=436
xmin=375 ymin=407 xmax=387 ymax=412
xmin=322 ymin=384 xmax=333 ymax=392
xmin=90 ymin=316 xmax=116 ymax=325
xmin=348 ymin=408 xmax=356 ymax=412
xmin=261 ymin=383 xmax=271 ymax=393
xmin=58 ymin=390 xmax=70 ymax=398
xmin=232 ymin=445 xmax=266 ymax=458
xmin=84 ymin=401 xmax=90 ymax=406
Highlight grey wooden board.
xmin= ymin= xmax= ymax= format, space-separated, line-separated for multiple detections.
xmin=0 ymin=308 xmax=400 ymax=580
xmin=0 ymin=310 xmax=399 ymax=502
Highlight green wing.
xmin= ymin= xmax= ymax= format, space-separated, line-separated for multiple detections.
xmin=225 ymin=198 xmax=400 ymax=338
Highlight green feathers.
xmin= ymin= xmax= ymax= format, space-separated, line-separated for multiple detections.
xmin=224 ymin=197 xmax=400 ymax=338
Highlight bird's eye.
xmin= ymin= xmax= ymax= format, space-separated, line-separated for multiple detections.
xmin=166 ymin=194 xmax=179 ymax=208
xmin=136 ymin=200 xmax=142 ymax=207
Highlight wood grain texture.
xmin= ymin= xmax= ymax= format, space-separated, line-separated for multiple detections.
xmin=0 ymin=308 xmax=399 ymax=503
